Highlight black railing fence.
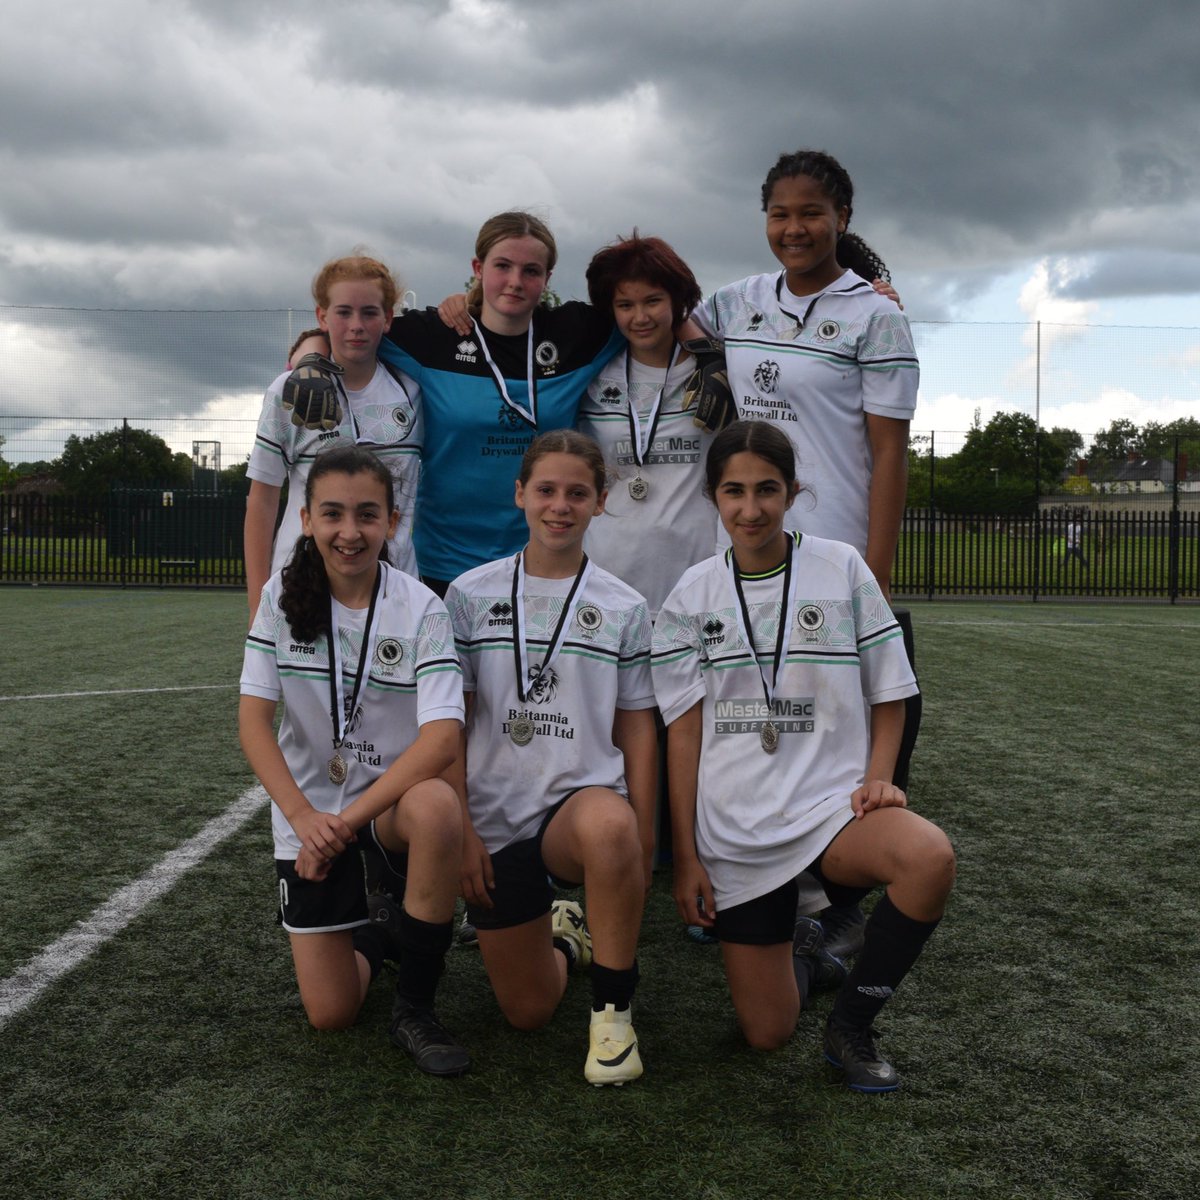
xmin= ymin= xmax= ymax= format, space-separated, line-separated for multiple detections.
xmin=894 ymin=505 xmax=1198 ymax=601
xmin=2 ymin=488 xmax=245 ymax=588
xmin=2 ymin=488 xmax=1197 ymax=601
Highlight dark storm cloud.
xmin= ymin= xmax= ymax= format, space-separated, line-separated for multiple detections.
xmin=0 ymin=0 xmax=1197 ymax=429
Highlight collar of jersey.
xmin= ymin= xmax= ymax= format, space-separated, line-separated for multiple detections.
xmin=724 ymin=531 xmax=802 ymax=579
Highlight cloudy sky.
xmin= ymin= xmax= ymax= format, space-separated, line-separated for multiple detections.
xmin=2 ymin=0 xmax=1198 ymax=461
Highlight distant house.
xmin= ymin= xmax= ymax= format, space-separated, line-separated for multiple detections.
xmin=1092 ymin=455 xmax=1195 ymax=495
xmin=11 ymin=472 xmax=64 ymax=497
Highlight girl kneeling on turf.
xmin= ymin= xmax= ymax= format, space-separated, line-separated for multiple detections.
xmin=240 ymin=445 xmax=470 ymax=1076
xmin=444 ymin=430 xmax=657 ymax=1086
xmin=651 ymin=420 xmax=955 ymax=1092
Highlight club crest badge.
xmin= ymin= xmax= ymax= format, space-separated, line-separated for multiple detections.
xmin=375 ymin=638 xmax=404 ymax=668
xmin=575 ymin=604 xmax=603 ymax=634
xmin=797 ymin=605 xmax=825 ymax=632
xmin=526 ymin=664 xmax=559 ymax=705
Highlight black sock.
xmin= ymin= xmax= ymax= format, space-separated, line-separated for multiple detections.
xmin=393 ymin=912 xmax=453 ymax=1010
xmin=590 ymin=961 xmax=639 ymax=1012
xmin=831 ymin=892 xmax=939 ymax=1030
xmin=551 ymin=936 xmax=577 ymax=969
xmin=793 ymin=954 xmax=814 ymax=1010
xmin=351 ymin=923 xmax=387 ymax=982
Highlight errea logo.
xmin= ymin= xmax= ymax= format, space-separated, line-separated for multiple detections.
xmin=455 ymin=340 xmax=478 ymax=363
xmin=599 ymin=386 xmax=623 ymax=405
xmin=488 ymin=601 xmax=513 ymax=627
xmin=702 ymin=617 xmax=726 ymax=647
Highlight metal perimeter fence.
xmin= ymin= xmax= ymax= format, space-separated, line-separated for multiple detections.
xmin=2 ymin=488 xmax=1197 ymax=601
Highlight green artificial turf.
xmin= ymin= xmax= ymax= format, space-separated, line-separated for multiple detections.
xmin=1 ymin=591 xmax=1197 ymax=1199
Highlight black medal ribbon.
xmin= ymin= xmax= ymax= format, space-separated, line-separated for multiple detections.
xmin=510 ymin=550 xmax=591 ymax=703
xmin=326 ymin=564 xmax=384 ymax=757
xmin=623 ymin=341 xmax=679 ymax=470
xmin=774 ymin=273 xmax=824 ymax=334
xmin=727 ymin=533 xmax=801 ymax=750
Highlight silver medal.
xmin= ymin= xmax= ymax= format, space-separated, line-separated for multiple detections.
xmin=509 ymin=715 xmax=535 ymax=746
xmin=628 ymin=476 xmax=649 ymax=502
xmin=760 ymin=720 xmax=779 ymax=754
xmin=328 ymin=752 xmax=348 ymax=784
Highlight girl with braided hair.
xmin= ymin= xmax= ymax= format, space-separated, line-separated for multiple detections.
xmin=240 ymin=445 xmax=471 ymax=1076
xmin=687 ymin=149 xmax=923 ymax=998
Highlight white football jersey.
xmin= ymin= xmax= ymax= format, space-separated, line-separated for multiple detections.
xmin=651 ymin=534 xmax=918 ymax=909
xmin=578 ymin=350 xmax=720 ymax=618
xmin=692 ymin=270 xmax=918 ymax=553
xmin=247 ymin=361 xmax=423 ymax=577
xmin=446 ymin=554 xmax=656 ymax=854
xmin=241 ymin=562 xmax=463 ymax=858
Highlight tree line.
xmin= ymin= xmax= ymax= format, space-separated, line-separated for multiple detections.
xmin=0 ymin=427 xmax=249 ymax=502
xmin=906 ymin=412 xmax=1200 ymax=514
xmin=3 ymin=411 xmax=1196 ymax=512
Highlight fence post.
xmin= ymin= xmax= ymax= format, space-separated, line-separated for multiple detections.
xmin=1169 ymin=434 xmax=1181 ymax=603
xmin=926 ymin=432 xmax=935 ymax=602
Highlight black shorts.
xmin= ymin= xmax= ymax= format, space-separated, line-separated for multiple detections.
xmin=714 ymin=825 xmax=872 ymax=945
xmin=274 ymin=823 xmax=402 ymax=933
xmin=713 ymin=877 xmax=800 ymax=946
xmin=276 ymin=847 xmax=368 ymax=934
xmin=466 ymin=794 xmax=582 ymax=931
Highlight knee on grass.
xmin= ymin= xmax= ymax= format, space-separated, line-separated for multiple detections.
xmin=499 ymin=991 xmax=561 ymax=1032
xmin=739 ymin=1009 xmax=798 ymax=1052
xmin=303 ymin=998 xmax=361 ymax=1032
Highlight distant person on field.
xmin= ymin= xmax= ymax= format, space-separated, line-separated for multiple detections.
xmin=1064 ymin=518 xmax=1088 ymax=567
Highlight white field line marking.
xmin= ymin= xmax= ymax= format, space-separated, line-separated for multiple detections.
xmin=0 ymin=785 xmax=269 ymax=1031
xmin=0 ymin=684 xmax=238 ymax=702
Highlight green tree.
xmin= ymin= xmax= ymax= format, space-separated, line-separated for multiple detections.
xmin=55 ymin=426 xmax=191 ymax=502
xmin=931 ymin=410 xmax=1079 ymax=515
xmin=1138 ymin=417 xmax=1200 ymax=471
xmin=1086 ymin=417 xmax=1140 ymax=476
xmin=0 ymin=435 xmax=11 ymax=489
xmin=220 ymin=458 xmax=251 ymax=496
xmin=1046 ymin=426 xmax=1085 ymax=473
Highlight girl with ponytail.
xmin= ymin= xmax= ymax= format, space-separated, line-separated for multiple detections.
xmin=240 ymin=445 xmax=471 ymax=1076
